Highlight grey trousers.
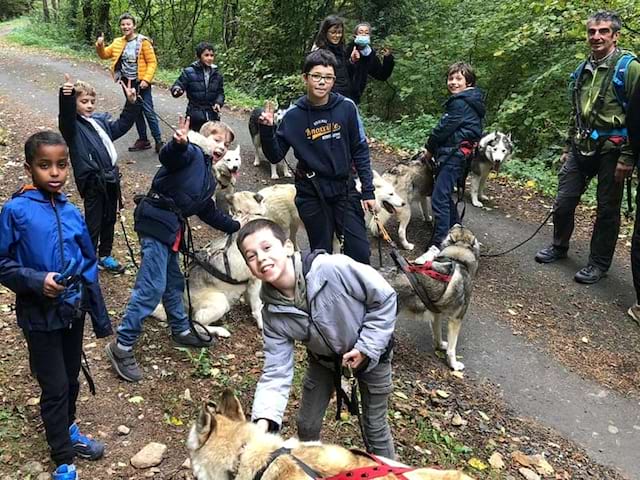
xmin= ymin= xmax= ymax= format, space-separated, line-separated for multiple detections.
xmin=296 ymin=354 xmax=395 ymax=458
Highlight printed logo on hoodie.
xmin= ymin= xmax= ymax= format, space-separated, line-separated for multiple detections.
xmin=305 ymin=121 xmax=342 ymax=142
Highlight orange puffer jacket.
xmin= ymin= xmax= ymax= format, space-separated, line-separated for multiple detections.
xmin=96 ymin=34 xmax=157 ymax=84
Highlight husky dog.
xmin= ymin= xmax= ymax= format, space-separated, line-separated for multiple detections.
xmin=227 ymin=184 xmax=302 ymax=248
xmin=377 ymin=158 xmax=434 ymax=250
xmin=390 ymin=225 xmax=479 ymax=371
xmin=188 ymin=390 xmax=476 ymax=480
xmin=249 ymin=106 xmax=293 ymax=180
xmin=469 ymin=132 xmax=513 ymax=208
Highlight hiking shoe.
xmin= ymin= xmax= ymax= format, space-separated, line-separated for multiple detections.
xmin=98 ymin=256 xmax=125 ymax=274
xmin=574 ymin=265 xmax=607 ymax=284
xmin=534 ymin=245 xmax=568 ymax=264
xmin=105 ymin=340 xmax=142 ymax=382
xmin=155 ymin=140 xmax=165 ymax=154
xmin=52 ymin=464 xmax=77 ymax=480
xmin=128 ymin=139 xmax=152 ymax=151
xmin=627 ymin=304 xmax=640 ymax=327
xmin=172 ymin=330 xmax=216 ymax=348
xmin=69 ymin=423 xmax=104 ymax=460
xmin=413 ymin=245 xmax=441 ymax=265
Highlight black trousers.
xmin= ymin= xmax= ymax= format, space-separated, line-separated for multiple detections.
xmin=294 ymin=180 xmax=370 ymax=264
xmin=552 ymin=149 xmax=624 ymax=271
xmin=187 ymin=105 xmax=220 ymax=134
xmin=84 ymin=182 xmax=119 ymax=258
xmin=631 ymin=182 xmax=640 ymax=303
xmin=24 ymin=314 xmax=85 ymax=466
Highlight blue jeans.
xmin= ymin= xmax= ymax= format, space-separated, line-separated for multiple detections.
xmin=134 ymin=82 xmax=162 ymax=142
xmin=431 ymin=153 xmax=466 ymax=247
xmin=116 ymin=236 xmax=190 ymax=347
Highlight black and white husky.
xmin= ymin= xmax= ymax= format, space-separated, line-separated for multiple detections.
xmin=248 ymin=106 xmax=292 ymax=180
xmin=469 ymin=132 xmax=513 ymax=207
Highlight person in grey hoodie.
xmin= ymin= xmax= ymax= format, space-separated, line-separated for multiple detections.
xmin=237 ymin=219 xmax=397 ymax=458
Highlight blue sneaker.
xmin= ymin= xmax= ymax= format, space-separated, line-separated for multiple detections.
xmin=52 ymin=464 xmax=77 ymax=480
xmin=98 ymin=256 xmax=125 ymax=274
xmin=69 ymin=423 xmax=104 ymax=460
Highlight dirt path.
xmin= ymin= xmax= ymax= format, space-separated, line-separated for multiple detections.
xmin=0 ymin=35 xmax=638 ymax=479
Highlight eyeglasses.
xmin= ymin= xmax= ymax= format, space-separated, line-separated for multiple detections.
xmin=306 ymin=73 xmax=336 ymax=83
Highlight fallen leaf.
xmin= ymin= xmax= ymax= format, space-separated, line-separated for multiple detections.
xmin=508 ymin=308 xmax=518 ymax=316
xmin=467 ymin=457 xmax=488 ymax=471
xmin=529 ymin=454 xmax=554 ymax=475
xmin=128 ymin=396 xmax=144 ymax=404
xmin=489 ymin=452 xmax=505 ymax=470
xmin=581 ymin=336 xmax=589 ymax=344
xmin=478 ymin=410 xmax=490 ymax=421
xmin=518 ymin=467 xmax=541 ymax=480
xmin=166 ymin=415 xmax=183 ymax=426
xmin=26 ymin=397 xmax=40 ymax=406
xmin=450 ymin=371 xmax=464 ymax=379
xmin=394 ymin=391 xmax=409 ymax=400
xmin=512 ymin=450 xmax=532 ymax=467
xmin=435 ymin=389 xmax=450 ymax=398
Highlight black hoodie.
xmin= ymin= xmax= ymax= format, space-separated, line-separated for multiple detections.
xmin=426 ymin=87 xmax=486 ymax=154
xmin=259 ymin=92 xmax=374 ymax=200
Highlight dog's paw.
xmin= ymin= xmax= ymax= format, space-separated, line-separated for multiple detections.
xmin=283 ymin=169 xmax=293 ymax=178
xmin=480 ymin=194 xmax=490 ymax=201
xmin=471 ymin=199 xmax=484 ymax=208
xmin=207 ymin=325 xmax=231 ymax=338
xmin=402 ymin=241 xmax=415 ymax=251
xmin=270 ymin=173 xmax=280 ymax=180
xmin=437 ymin=341 xmax=448 ymax=351
xmin=253 ymin=159 xmax=261 ymax=166
xmin=449 ymin=359 xmax=465 ymax=371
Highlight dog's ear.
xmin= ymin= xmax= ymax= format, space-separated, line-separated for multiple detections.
xmin=219 ymin=389 xmax=246 ymax=421
xmin=195 ymin=401 xmax=217 ymax=447
xmin=372 ymin=170 xmax=381 ymax=180
xmin=253 ymin=193 xmax=264 ymax=204
xmin=225 ymin=193 xmax=235 ymax=204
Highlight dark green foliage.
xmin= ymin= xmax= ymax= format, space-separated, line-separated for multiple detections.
xmin=0 ymin=0 xmax=34 ymax=20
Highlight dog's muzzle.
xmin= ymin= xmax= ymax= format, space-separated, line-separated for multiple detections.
xmin=382 ymin=200 xmax=397 ymax=214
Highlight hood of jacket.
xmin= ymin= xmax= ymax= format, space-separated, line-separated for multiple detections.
xmin=448 ymin=87 xmax=486 ymax=118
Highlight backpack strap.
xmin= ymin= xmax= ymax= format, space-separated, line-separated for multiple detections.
xmin=612 ymin=53 xmax=637 ymax=111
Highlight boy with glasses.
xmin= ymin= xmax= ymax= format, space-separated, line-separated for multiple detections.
xmin=258 ymin=49 xmax=376 ymax=264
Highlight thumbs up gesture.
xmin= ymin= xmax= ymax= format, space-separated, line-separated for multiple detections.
xmin=96 ymin=32 xmax=105 ymax=47
xmin=62 ymin=73 xmax=74 ymax=96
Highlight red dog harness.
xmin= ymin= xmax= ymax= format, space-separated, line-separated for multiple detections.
xmin=322 ymin=452 xmax=416 ymax=480
xmin=405 ymin=261 xmax=452 ymax=283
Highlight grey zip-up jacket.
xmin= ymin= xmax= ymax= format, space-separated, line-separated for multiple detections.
xmin=251 ymin=253 xmax=397 ymax=426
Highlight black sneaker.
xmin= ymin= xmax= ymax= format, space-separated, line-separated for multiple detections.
xmin=534 ymin=245 xmax=568 ymax=264
xmin=155 ymin=140 xmax=165 ymax=154
xmin=574 ymin=265 xmax=607 ymax=284
xmin=172 ymin=330 xmax=216 ymax=348
xmin=105 ymin=340 xmax=142 ymax=382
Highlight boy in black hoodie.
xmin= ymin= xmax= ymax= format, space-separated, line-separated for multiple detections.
xmin=416 ymin=62 xmax=486 ymax=264
xmin=258 ymin=49 xmax=376 ymax=264
xmin=171 ymin=42 xmax=225 ymax=133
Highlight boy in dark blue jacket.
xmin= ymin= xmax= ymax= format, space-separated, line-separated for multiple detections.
xmin=0 ymin=132 xmax=112 ymax=480
xmin=59 ymin=74 xmax=140 ymax=274
xmin=171 ymin=42 xmax=225 ymax=133
xmin=105 ymin=117 xmax=240 ymax=382
xmin=258 ymin=49 xmax=376 ymax=264
xmin=416 ymin=62 xmax=485 ymax=263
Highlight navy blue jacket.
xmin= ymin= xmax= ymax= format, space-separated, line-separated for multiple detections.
xmin=134 ymin=140 xmax=240 ymax=245
xmin=259 ymin=93 xmax=374 ymax=200
xmin=58 ymin=88 xmax=140 ymax=196
xmin=172 ymin=62 xmax=224 ymax=109
xmin=425 ymin=88 xmax=486 ymax=156
xmin=0 ymin=187 xmax=112 ymax=335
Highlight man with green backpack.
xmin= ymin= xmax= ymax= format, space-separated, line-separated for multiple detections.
xmin=535 ymin=10 xmax=640 ymax=285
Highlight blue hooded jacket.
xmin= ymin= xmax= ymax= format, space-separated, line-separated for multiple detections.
xmin=426 ymin=87 xmax=486 ymax=156
xmin=258 ymin=92 xmax=374 ymax=200
xmin=0 ymin=187 xmax=112 ymax=336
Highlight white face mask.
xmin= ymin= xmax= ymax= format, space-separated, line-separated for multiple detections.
xmin=354 ymin=35 xmax=370 ymax=47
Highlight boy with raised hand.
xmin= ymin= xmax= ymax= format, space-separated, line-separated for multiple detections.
xmin=59 ymin=73 xmax=139 ymax=274
xmin=105 ymin=116 xmax=241 ymax=383
xmin=0 ymin=131 xmax=112 ymax=480
xmin=171 ymin=41 xmax=225 ymax=133
xmin=258 ymin=49 xmax=376 ymax=265
xmin=96 ymin=12 xmax=163 ymax=153
xmin=237 ymin=218 xmax=397 ymax=457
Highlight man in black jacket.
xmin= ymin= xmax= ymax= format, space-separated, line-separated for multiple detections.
xmin=171 ymin=42 xmax=225 ymax=133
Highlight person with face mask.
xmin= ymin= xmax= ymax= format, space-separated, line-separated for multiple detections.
xmin=347 ymin=22 xmax=395 ymax=105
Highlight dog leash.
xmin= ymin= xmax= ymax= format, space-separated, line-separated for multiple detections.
xmin=480 ymin=208 xmax=554 ymax=258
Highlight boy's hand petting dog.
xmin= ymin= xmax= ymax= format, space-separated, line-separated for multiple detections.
xmin=119 ymin=79 xmax=138 ymax=104
xmin=62 ymin=73 xmax=75 ymax=96
xmin=342 ymin=348 xmax=366 ymax=369
xmin=43 ymin=272 xmax=65 ymax=298
xmin=173 ymin=116 xmax=191 ymax=145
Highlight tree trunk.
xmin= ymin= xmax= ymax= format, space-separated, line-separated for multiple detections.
xmin=42 ymin=0 xmax=50 ymax=22
xmin=96 ymin=0 xmax=110 ymax=39
xmin=50 ymin=0 xmax=58 ymax=19
xmin=82 ymin=0 xmax=94 ymax=43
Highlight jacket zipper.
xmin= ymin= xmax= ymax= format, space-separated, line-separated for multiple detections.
xmin=51 ymin=195 xmax=70 ymax=328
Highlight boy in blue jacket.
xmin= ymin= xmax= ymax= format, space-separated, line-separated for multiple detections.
xmin=105 ymin=117 xmax=241 ymax=383
xmin=237 ymin=219 xmax=397 ymax=458
xmin=171 ymin=42 xmax=225 ymax=133
xmin=258 ymin=49 xmax=376 ymax=264
xmin=416 ymin=62 xmax=485 ymax=263
xmin=0 ymin=132 xmax=112 ymax=480
xmin=59 ymin=73 xmax=140 ymax=274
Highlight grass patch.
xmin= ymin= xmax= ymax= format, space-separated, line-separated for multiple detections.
xmin=0 ymin=406 xmax=25 ymax=457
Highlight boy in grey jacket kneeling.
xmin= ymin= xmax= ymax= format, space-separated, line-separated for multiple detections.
xmin=237 ymin=219 xmax=397 ymax=457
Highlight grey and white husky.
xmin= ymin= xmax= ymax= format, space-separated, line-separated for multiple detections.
xmin=469 ymin=132 xmax=513 ymax=207
xmin=248 ymin=106 xmax=292 ymax=180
